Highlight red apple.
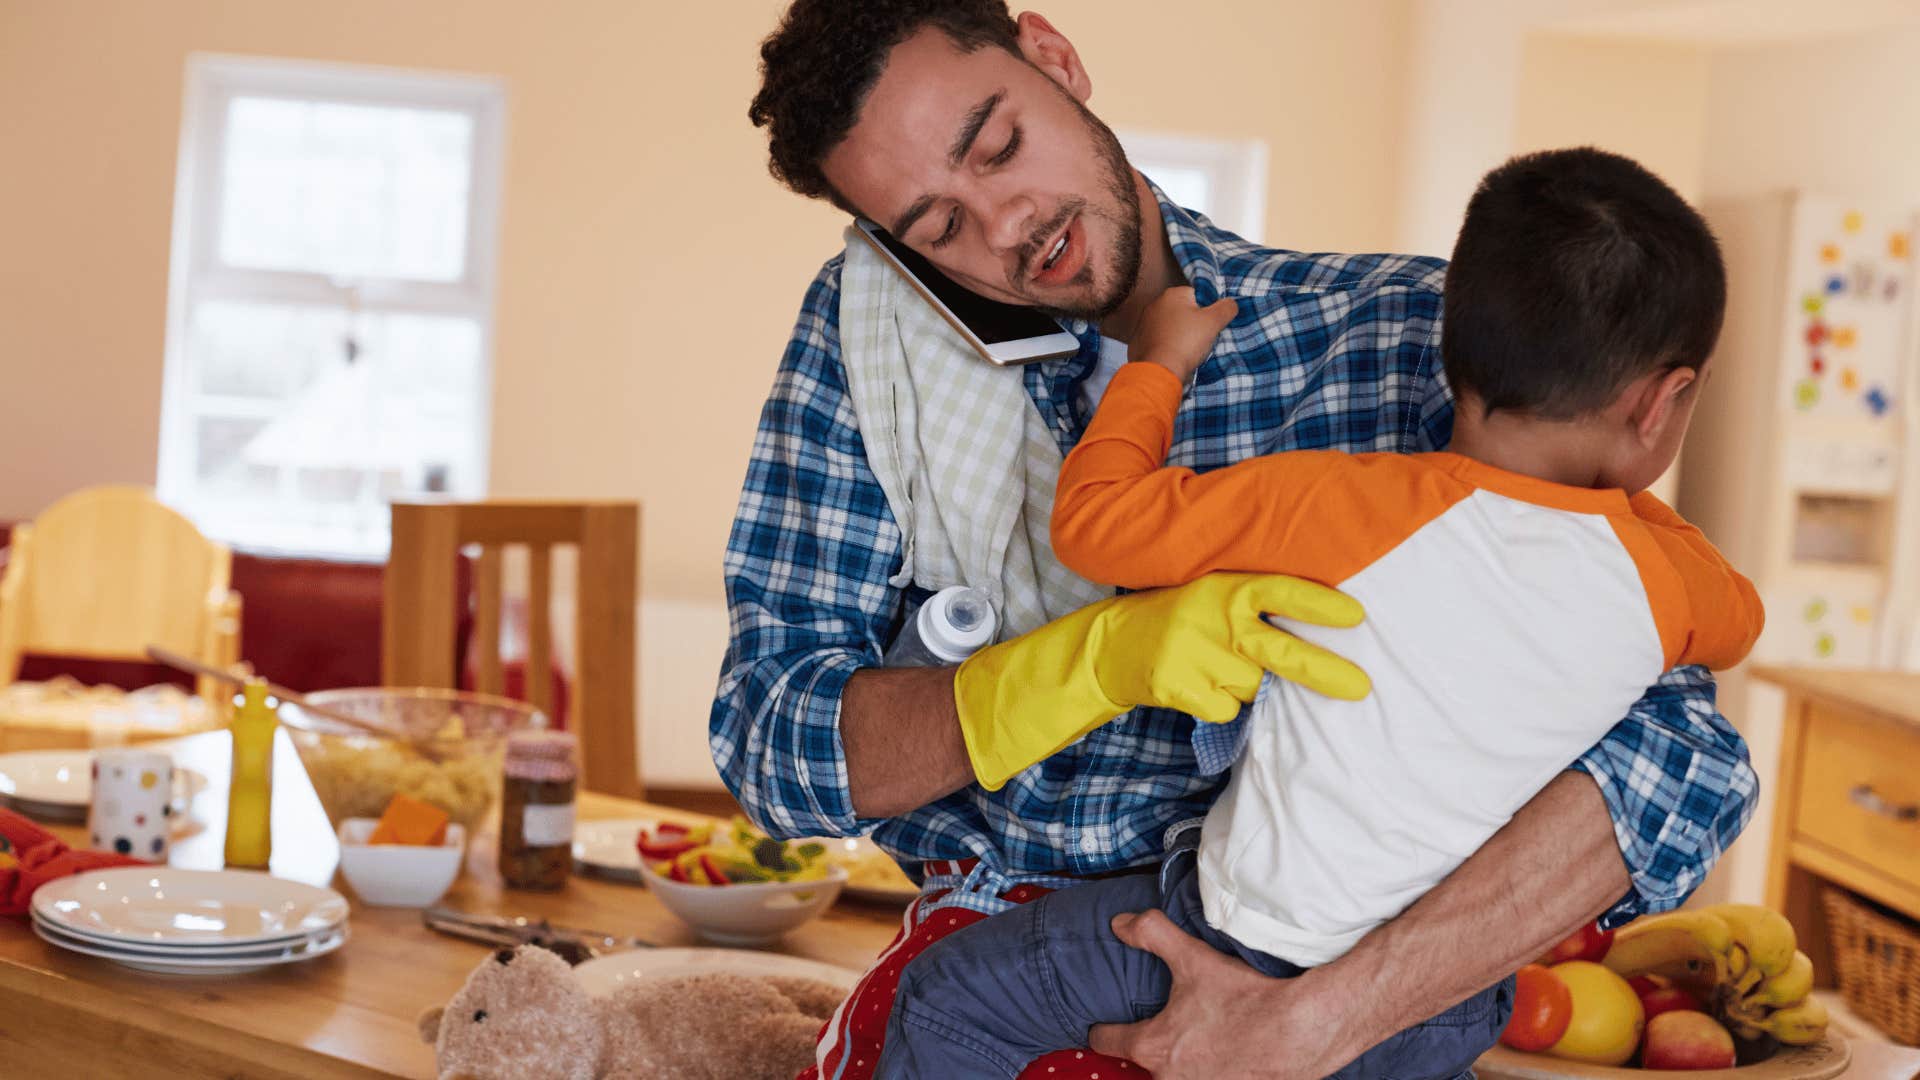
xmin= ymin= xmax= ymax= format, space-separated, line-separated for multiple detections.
xmin=1539 ymin=922 xmax=1615 ymax=966
xmin=1642 ymin=1011 xmax=1737 ymax=1070
xmin=1638 ymin=986 xmax=1705 ymax=1023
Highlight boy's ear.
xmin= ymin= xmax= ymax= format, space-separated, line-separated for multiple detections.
xmin=1627 ymin=365 xmax=1699 ymax=448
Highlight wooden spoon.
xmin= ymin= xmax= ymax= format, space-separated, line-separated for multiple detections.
xmin=146 ymin=645 xmax=450 ymax=759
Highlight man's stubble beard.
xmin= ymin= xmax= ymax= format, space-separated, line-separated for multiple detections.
xmin=1031 ymin=96 xmax=1142 ymax=324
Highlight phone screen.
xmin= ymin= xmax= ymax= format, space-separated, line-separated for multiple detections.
xmin=864 ymin=225 xmax=1068 ymax=344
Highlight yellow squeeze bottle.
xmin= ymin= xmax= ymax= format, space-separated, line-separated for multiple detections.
xmin=224 ymin=679 xmax=275 ymax=868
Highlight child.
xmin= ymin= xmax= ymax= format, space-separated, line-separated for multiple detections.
xmin=872 ymin=147 xmax=1763 ymax=1079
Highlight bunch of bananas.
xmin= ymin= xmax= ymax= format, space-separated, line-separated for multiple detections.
xmin=1602 ymin=903 xmax=1827 ymax=1046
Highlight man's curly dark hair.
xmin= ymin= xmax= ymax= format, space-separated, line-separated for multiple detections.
xmin=749 ymin=0 xmax=1022 ymax=210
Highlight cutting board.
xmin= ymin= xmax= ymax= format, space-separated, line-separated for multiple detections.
xmin=1476 ymin=1033 xmax=1851 ymax=1080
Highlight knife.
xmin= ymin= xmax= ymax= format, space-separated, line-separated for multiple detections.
xmin=422 ymin=905 xmax=654 ymax=965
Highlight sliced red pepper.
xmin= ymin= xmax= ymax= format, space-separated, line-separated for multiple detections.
xmin=638 ymin=835 xmax=698 ymax=860
xmin=699 ymin=853 xmax=731 ymax=886
xmin=655 ymin=821 xmax=690 ymax=837
xmin=666 ymin=857 xmax=691 ymax=883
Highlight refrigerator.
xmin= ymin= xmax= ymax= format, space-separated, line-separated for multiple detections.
xmin=1678 ymin=192 xmax=1920 ymax=904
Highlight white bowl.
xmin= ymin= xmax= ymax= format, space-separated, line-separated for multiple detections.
xmin=335 ymin=817 xmax=466 ymax=908
xmin=636 ymin=859 xmax=847 ymax=945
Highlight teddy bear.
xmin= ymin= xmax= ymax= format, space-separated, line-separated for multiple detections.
xmin=418 ymin=943 xmax=846 ymax=1080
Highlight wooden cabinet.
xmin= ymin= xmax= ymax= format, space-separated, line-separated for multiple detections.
xmin=1757 ymin=666 xmax=1920 ymax=989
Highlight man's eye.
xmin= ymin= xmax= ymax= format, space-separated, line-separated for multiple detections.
xmin=988 ymin=126 xmax=1022 ymax=167
xmin=930 ymin=209 xmax=960 ymax=250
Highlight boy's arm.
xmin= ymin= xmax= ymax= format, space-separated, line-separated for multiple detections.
xmin=1053 ymin=364 xmax=1365 ymax=588
xmin=1627 ymin=492 xmax=1766 ymax=670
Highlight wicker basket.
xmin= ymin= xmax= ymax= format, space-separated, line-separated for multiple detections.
xmin=1822 ymin=887 xmax=1920 ymax=1045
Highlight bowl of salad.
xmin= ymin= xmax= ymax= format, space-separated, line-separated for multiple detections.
xmin=635 ymin=818 xmax=847 ymax=944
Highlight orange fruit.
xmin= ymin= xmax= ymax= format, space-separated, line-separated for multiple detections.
xmin=1501 ymin=964 xmax=1573 ymax=1052
xmin=1546 ymin=961 xmax=1645 ymax=1066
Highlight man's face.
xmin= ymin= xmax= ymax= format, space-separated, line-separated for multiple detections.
xmin=821 ymin=26 xmax=1141 ymax=321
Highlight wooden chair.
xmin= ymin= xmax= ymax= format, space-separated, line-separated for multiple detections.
xmin=0 ymin=486 xmax=242 ymax=704
xmin=383 ymin=501 xmax=641 ymax=798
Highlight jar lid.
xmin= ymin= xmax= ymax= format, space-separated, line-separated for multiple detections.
xmin=505 ymin=731 xmax=577 ymax=780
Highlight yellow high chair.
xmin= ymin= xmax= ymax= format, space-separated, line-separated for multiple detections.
xmin=0 ymin=486 xmax=241 ymax=703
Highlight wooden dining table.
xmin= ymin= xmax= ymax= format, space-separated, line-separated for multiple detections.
xmin=0 ymin=728 xmax=903 ymax=1079
xmin=6 ymin=729 xmax=1918 ymax=1079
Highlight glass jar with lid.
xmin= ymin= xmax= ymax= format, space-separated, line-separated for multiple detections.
xmin=498 ymin=730 xmax=577 ymax=890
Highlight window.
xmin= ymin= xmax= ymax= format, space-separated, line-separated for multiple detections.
xmin=1118 ymin=130 xmax=1269 ymax=245
xmin=158 ymin=56 xmax=505 ymax=557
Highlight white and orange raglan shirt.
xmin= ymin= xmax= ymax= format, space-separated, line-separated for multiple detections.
xmin=1052 ymin=363 xmax=1764 ymax=966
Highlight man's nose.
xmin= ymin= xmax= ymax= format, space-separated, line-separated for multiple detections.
xmin=984 ymin=194 xmax=1038 ymax=258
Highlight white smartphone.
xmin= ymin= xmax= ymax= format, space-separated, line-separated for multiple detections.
xmin=854 ymin=218 xmax=1081 ymax=365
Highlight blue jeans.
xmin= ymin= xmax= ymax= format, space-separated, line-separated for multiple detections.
xmin=874 ymin=847 xmax=1513 ymax=1079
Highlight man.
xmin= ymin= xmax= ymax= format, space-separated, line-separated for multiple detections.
xmin=714 ymin=3 xmax=1756 ymax=1077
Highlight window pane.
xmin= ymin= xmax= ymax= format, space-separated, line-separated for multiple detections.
xmin=218 ymin=96 xmax=473 ymax=282
xmin=1147 ymin=166 xmax=1214 ymax=217
xmin=193 ymin=299 xmax=345 ymax=398
xmin=180 ymin=298 xmax=486 ymax=555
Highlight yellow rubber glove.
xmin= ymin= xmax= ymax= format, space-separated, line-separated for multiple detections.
xmin=954 ymin=572 xmax=1370 ymax=791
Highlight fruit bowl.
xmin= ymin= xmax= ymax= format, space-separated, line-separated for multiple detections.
xmin=637 ymin=857 xmax=847 ymax=945
xmin=1476 ymin=1032 xmax=1850 ymax=1079
xmin=283 ymin=688 xmax=547 ymax=832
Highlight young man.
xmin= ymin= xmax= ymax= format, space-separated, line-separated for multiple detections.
xmin=715 ymin=4 xmax=1757 ymax=1077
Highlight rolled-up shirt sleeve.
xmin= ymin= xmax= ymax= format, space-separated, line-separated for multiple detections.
xmin=709 ymin=257 xmax=905 ymax=840
xmin=1572 ymin=665 xmax=1759 ymax=927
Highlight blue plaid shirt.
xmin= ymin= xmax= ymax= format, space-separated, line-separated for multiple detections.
xmin=712 ymin=185 xmax=1757 ymax=928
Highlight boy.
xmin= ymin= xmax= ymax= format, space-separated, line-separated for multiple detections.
xmin=873 ymin=147 xmax=1763 ymax=1078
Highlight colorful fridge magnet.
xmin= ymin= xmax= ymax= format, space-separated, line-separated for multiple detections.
xmin=1802 ymin=294 xmax=1825 ymax=314
xmin=1795 ymin=380 xmax=1820 ymax=410
xmin=1852 ymin=605 xmax=1876 ymax=625
xmin=1841 ymin=368 xmax=1860 ymax=391
xmin=1826 ymin=274 xmax=1847 ymax=294
xmin=1805 ymin=598 xmax=1829 ymax=623
xmin=1865 ymin=387 xmax=1891 ymax=416
xmin=1810 ymin=355 xmax=1826 ymax=375
xmin=1815 ymin=631 xmax=1836 ymax=659
xmin=1806 ymin=322 xmax=1828 ymax=345
xmin=1833 ymin=326 xmax=1858 ymax=349
xmin=1843 ymin=210 xmax=1864 ymax=233
xmin=1821 ymin=243 xmax=1843 ymax=264
xmin=1892 ymin=232 xmax=1910 ymax=259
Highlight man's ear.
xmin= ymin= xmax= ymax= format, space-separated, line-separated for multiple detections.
xmin=1627 ymin=365 xmax=1699 ymax=448
xmin=1015 ymin=12 xmax=1092 ymax=102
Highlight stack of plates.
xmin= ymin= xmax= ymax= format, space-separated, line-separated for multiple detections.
xmin=32 ymin=868 xmax=350 ymax=975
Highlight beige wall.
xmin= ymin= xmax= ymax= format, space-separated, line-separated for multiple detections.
xmin=1512 ymin=34 xmax=1711 ymax=200
xmin=0 ymin=0 xmax=1418 ymax=785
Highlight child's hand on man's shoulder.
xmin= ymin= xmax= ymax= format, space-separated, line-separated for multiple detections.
xmin=1132 ymin=287 xmax=1238 ymax=383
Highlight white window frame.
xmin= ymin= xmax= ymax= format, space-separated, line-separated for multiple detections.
xmin=1118 ymin=129 xmax=1269 ymax=245
xmin=157 ymin=53 xmax=507 ymax=556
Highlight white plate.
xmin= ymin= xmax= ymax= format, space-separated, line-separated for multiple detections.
xmin=0 ymin=750 xmax=206 ymax=819
xmin=823 ymin=837 xmax=921 ymax=905
xmin=572 ymin=817 xmax=657 ymax=883
xmin=34 ymin=913 xmax=346 ymax=959
xmin=34 ymin=868 xmax=349 ymax=948
xmin=33 ymin=917 xmax=348 ymax=975
xmin=573 ymin=947 xmax=861 ymax=997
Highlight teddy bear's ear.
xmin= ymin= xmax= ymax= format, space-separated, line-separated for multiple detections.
xmin=416 ymin=1005 xmax=445 ymax=1044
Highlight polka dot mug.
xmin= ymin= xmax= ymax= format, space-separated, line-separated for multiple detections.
xmin=87 ymin=748 xmax=174 ymax=862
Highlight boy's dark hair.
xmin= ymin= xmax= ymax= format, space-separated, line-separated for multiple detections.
xmin=749 ymin=0 xmax=1021 ymax=209
xmin=1442 ymin=147 xmax=1726 ymax=418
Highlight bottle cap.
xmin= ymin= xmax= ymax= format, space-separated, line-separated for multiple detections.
xmin=919 ymin=586 xmax=998 ymax=662
xmin=506 ymin=730 xmax=577 ymax=781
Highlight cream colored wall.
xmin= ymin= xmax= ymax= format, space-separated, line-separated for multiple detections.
xmin=1512 ymin=35 xmax=1711 ymax=199
xmin=0 ymin=0 xmax=1418 ymax=787
xmin=1689 ymin=25 xmax=1920 ymax=906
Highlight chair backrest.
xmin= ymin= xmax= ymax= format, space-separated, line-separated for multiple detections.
xmin=0 ymin=486 xmax=236 ymax=695
xmin=384 ymin=501 xmax=641 ymax=798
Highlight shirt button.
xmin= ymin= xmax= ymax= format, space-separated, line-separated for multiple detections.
xmin=1078 ymin=833 xmax=1102 ymax=854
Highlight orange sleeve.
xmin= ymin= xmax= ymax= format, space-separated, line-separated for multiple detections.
xmin=1612 ymin=492 xmax=1765 ymax=670
xmin=1051 ymin=363 xmax=1466 ymax=589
